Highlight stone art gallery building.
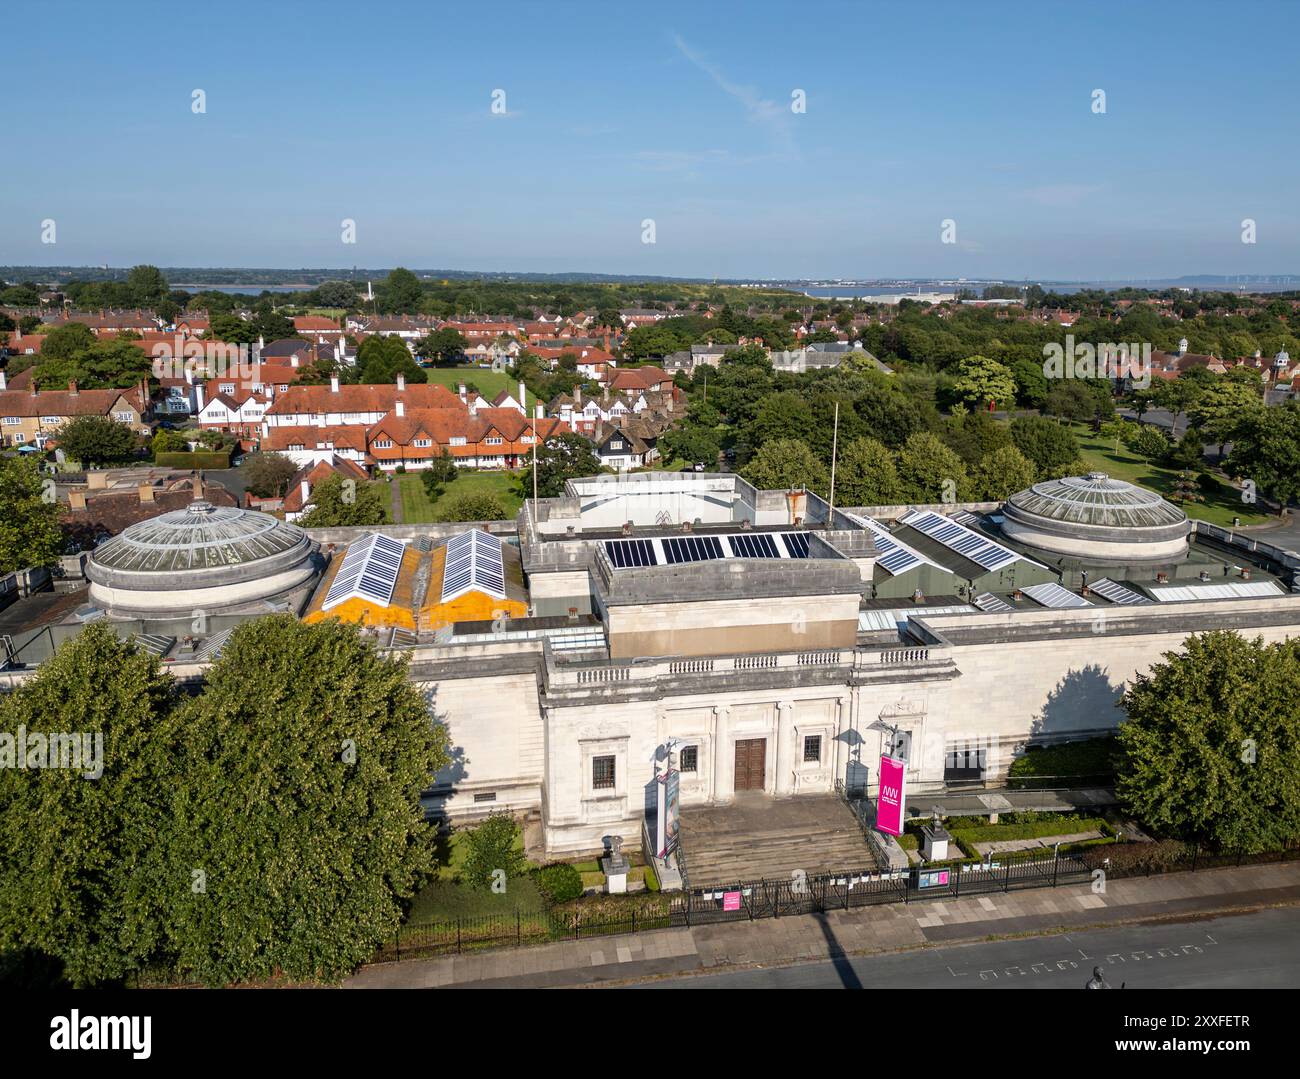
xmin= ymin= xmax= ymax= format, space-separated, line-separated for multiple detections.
xmin=4 ymin=470 xmax=1300 ymax=863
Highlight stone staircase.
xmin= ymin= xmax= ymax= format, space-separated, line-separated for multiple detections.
xmin=680 ymin=793 xmax=879 ymax=886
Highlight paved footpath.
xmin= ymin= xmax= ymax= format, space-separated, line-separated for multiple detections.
xmin=345 ymin=861 xmax=1300 ymax=988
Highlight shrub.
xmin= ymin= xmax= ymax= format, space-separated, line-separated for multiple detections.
xmin=154 ymin=451 xmax=230 ymax=469
xmin=436 ymin=490 xmax=509 ymax=523
xmin=531 ymin=863 xmax=584 ymax=904
xmin=1124 ymin=423 xmax=1171 ymax=460
xmin=459 ymin=813 xmax=528 ymax=890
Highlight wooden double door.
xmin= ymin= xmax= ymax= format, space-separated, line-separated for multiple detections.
xmin=733 ymin=738 xmax=767 ymax=791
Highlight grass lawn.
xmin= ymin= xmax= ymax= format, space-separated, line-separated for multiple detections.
xmin=395 ymin=471 xmax=524 ymax=524
xmin=421 ymin=366 xmax=542 ymax=411
xmin=406 ymin=877 xmax=546 ymax=921
xmin=1070 ymin=423 xmax=1269 ymax=527
xmin=406 ymin=828 xmax=546 ymax=922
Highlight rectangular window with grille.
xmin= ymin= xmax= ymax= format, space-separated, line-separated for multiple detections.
xmin=473 ymin=792 xmax=497 ymax=804
xmin=592 ymin=755 xmax=616 ymax=790
xmin=680 ymin=745 xmax=698 ymax=773
xmin=803 ymin=735 xmax=822 ymax=763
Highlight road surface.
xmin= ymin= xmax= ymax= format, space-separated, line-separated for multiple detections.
xmin=641 ymin=907 xmax=1300 ymax=988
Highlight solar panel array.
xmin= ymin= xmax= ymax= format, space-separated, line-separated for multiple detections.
xmin=323 ymin=533 xmax=408 ymax=611
xmin=973 ymin=592 xmax=1013 ymax=612
xmin=1021 ymin=582 xmax=1092 ymax=609
xmin=602 ymin=531 xmax=812 ymax=569
xmin=842 ymin=512 xmax=937 ymax=577
xmin=441 ymin=529 xmax=507 ymax=603
xmin=1148 ymin=580 xmax=1284 ymax=603
xmin=1089 ymin=578 xmax=1153 ymax=605
xmin=662 ymin=535 xmax=725 ymax=564
xmin=901 ymin=510 xmax=1021 ymax=572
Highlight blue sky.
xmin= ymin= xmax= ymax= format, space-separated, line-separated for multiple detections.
xmin=4 ymin=0 xmax=1298 ymax=280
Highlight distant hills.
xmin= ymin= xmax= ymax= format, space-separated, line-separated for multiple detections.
xmin=3 ymin=266 xmax=1300 ymax=292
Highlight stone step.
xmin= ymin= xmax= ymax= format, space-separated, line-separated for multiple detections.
xmin=679 ymin=794 xmax=880 ymax=886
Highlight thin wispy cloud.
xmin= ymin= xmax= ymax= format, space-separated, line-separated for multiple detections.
xmin=672 ymin=33 xmax=796 ymax=156
xmin=1022 ymin=183 xmax=1104 ymax=208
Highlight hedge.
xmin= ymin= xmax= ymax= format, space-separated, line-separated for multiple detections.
xmin=531 ymin=862 xmax=584 ymax=904
xmin=1007 ymin=737 xmax=1117 ymax=779
xmin=155 ymin=451 xmax=230 ymax=469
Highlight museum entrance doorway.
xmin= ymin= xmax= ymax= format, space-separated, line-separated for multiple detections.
xmin=733 ymin=738 xmax=767 ymax=791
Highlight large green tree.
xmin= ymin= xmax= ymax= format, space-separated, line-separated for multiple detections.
xmin=950 ymin=354 xmax=1016 ymax=410
xmin=297 ymin=474 xmax=390 ymax=527
xmin=1117 ymin=631 xmax=1300 ymax=853
xmin=1227 ymin=401 xmax=1300 ymax=513
xmin=55 ymin=415 xmax=137 ymax=467
xmin=834 ymin=436 xmax=900 ymax=506
xmin=1187 ymin=378 xmax=1263 ymax=455
xmin=355 ymin=335 xmax=423 ymax=384
xmin=0 ymin=624 xmax=180 ymax=987
xmin=0 ymin=457 xmax=63 ymax=572
xmin=895 ymin=431 xmax=969 ymax=503
xmin=378 ymin=267 xmax=424 ymax=314
xmin=37 ymin=322 xmax=96 ymax=363
xmin=241 ymin=451 xmax=298 ymax=498
xmin=969 ymin=444 xmax=1036 ymax=500
xmin=164 ymin=617 xmax=449 ymax=984
xmin=524 ymin=432 xmax=602 ymax=499
xmin=1009 ymin=415 xmax=1080 ymax=477
xmin=126 ymin=264 xmax=169 ymax=307
xmin=415 ymin=327 xmax=469 ymax=367
xmin=741 ymin=438 xmax=829 ymax=496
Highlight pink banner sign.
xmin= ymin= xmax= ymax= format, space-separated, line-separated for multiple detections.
xmin=876 ymin=754 xmax=906 ymax=836
xmin=723 ymin=891 xmax=741 ymax=911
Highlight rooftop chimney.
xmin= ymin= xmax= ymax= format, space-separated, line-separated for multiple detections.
xmin=138 ymin=483 xmax=154 ymax=503
xmin=0 ymin=370 xmax=6 ymax=391
xmin=69 ymin=489 xmax=86 ymax=511
xmin=330 ymin=375 xmax=340 ymax=393
xmin=518 ymin=380 xmax=526 ymax=411
xmin=458 ymin=382 xmax=467 ymax=401
xmin=396 ymin=373 xmax=405 ymax=392
xmin=396 ymin=400 xmax=405 ymax=417
xmin=68 ymin=380 xmax=78 ymax=395
xmin=300 ymin=479 xmax=310 ymax=505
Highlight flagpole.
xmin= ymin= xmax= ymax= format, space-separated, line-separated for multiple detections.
xmin=827 ymin=400 xmax=839 ymax=526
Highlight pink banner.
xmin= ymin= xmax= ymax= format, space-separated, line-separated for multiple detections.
xmin=877 ymin=755 xmax=906 ymax=836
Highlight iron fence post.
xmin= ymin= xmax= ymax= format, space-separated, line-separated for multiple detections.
xmin=1005 ymin=861 xmax=1012 ymax=892
xmin=1052 ymin=853 xmax=1058 ymax=888
xmin=456 ymin=919 xmax=462 ymax=955
xmin=516 ymin=910 xmax=521 ymax=946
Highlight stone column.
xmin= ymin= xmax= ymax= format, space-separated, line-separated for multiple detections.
xmin=711 ymin=705 xmax=732 ymax=805
xmin=833 ymin=697 xmax=848 ymax=789
xmin=775 ymin=701 xmax=795 ymax=796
